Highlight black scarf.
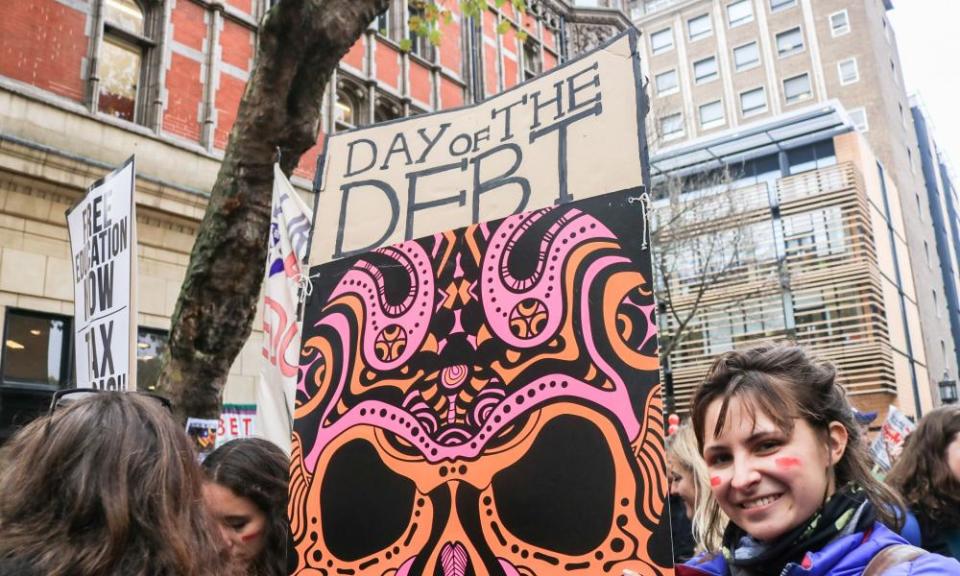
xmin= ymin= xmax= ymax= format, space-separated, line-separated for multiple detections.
xmin=720 ymin=485 xmax=876 ymax=576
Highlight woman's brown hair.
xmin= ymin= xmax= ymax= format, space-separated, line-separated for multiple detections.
xmin=203 ymin=438 xmax=290 ymax=576
xmin=0 ymin=392 xmax=226 ymax=576
xmin=886 ymin=405 xmax=960 ymax=525
xmin=690 ymin=343 xmax=905 ymax=529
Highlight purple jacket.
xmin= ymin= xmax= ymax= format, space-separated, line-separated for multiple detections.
xmin=676 ymin=522 xmax=960 ymax=576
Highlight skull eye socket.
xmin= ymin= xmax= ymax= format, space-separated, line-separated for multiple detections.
xmin=490 ymin=415 xmax=616 ymax=555
xmin=320 ymin=439 xmax=416 ymax=561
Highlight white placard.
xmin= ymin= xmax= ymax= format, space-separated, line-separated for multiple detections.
xmin=66 ymin=157 xmax=138 ymax=390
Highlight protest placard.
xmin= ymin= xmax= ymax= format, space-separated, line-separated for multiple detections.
xmin=66 ymin=157 xmax=137 ymax=390
xmin=216 ymin=403 xmax=257 ymax=448
xmin=870 ymin=405 xmax=916 ymax=472
xmin=290 ymin=30 xmax=668 ymax=575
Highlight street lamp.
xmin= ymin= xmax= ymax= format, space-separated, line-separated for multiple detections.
xmin=939 ymin=372 xmax=958 ymax=405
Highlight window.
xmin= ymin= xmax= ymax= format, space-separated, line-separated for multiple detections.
xmin=688 ymin=14 xmax=712 ymax=41
xmin=1 ymin=309 xmax=71 ymax=388
xmin=848 ymin=107 xmax=869 ymax=132
xmin=727 ymin=0 xmax=753 ymax=27
xmin=693 ymin=56 xmax=718 ymax=84
xmin=137 ymin=328 xmax=167 ymax=391
xmin=523 ymin=41 xmax=543 ymax=80
xmin=924 ymin=241 xmax=931 ymax=268
xmin=655 ymin=69 xmax=679 ymax=95
xmin=770 ymin=0 xmax=796 ymax=11
xmin=786 ymin=140 xmax=837 ymax=174
xmin=783 ymin=73 xmax=811 ymax=103
xmin=407 ymin=1 xmax=432 ymax=59
xmin=733 ymin=41 xmax=760 ymax=71
xmin=776 ymin=27 xmax=804 ymax=57
xmin=376 ymin=7 xmax=391 ymax=36
xmin=934 ymin=290 xmax=940 ymax=317
xmin=651 ymin=27 xmax=674 ymax=54
xmin=838 ymin=57 xmax=859 ymax=85
xmin=740 ymin=87 xmax=767 ymax=116
xmin=830 ymin=10 xmax=850 ymax=37
xmin=660 ymin=112 xmax=684 ymax=140
xmin=699 ymin=100 xmax=725 ymax=128
xmin=374 ymin=95 xmax=403 ymax=124
xmin=335 ymin=89 xmax=358 ymax=131
xmin=98 ymin=0 xmax=154 ymax=123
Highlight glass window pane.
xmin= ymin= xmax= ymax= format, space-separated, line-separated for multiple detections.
xmin=777 ymin=27 xmax=804 ymax=55
xmin=137 ymin=329 xmax=167 ymax=391
xmin=655 ymin=69 xmax=678 ymax=94
xmin=830 ymin=11 xmax=850 ymax=35
xmin=651 ymin=28 xmax=673 ymax=53
xmin=839 ymin=58 xmax=858 ymax=84
xmin=2 ymin=310 xmax=71 ymax=387
xmin=104 ymin=0 xmax=144 ymax=35
xmin=699 ymin=100 xmax=724 ymax=126
xmin=734 ymin=42 xmax=759 ymax=70
xmin=688 ymin=14 xmax=712 ymax=40
xmin=694 ymin=56 xmax=718 ymax=83
xmin=335 ymin=91 xmax=355 ymax=127
xmin=770 ymin=0 xmax=796 ymax=11
xmin=98 ymin=37 xmax=141 ymax=121
xmin=740 ymin=87 xmax=766 ymax=115
xmin=784 ymin=73 xmax=811 ymax=103
xmin=727 ymin=0 xmax=753 ymax=26
xmin=660 ymin=113 xmax=683 ymax=137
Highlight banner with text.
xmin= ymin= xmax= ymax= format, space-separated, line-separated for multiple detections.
xmin=67 ymin=157 xmax=137 ymax=390
xmin=310 ymin=30 xmax=647 ymax=266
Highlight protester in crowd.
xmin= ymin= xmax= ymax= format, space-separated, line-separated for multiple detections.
xmin=678 ymin=344 xmax=960 ymax=576
xmin=0 ymin=392 xmax=226 ymax=576
xmin=667 ymin=424 xmax=727 ymax=558
xmin=203 ymin=438 xmax=290 ymax=576
xmin=886 ymin=405 xmax=960 ymax=560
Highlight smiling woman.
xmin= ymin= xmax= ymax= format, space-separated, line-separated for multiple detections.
xmin=676 ymin=344 xmax=960 ymax=576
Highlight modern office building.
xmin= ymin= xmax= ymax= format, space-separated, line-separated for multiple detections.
xmin=911 ymin=98 xmax=960 ymax=398
xmin=650 ymin=101 xmax=933 ymax=419
xmin=0 ymin=0 xmax=632 ymax=439
xmin=631 ymin=0 xmax=955 ymax=408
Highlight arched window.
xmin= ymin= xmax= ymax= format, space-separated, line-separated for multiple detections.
xmin=374 ymin=95 xmax=402 ymax=125
xmin=98 ymin=0 xmax=155 ymax=123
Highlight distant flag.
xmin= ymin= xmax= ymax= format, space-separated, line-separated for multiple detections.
xmin=256 ymin=164 xmax=312 ymax=453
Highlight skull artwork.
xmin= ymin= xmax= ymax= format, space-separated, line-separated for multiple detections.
xmin=290 ymin=191 xmax=672 ymax=576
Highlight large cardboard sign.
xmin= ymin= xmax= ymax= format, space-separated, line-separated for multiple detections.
xmin=291 ymin=30 xmax=668 ymax=576
xmin=66 ymin=157 xmax=137 ymax=390
xmin=309 ymin=31 xmax=647 ymax=265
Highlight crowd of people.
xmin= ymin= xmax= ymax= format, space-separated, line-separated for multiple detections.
xmin=0 ymin=343 xmax=958 ymax=575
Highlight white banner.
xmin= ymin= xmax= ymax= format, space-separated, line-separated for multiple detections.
xmin=66 ymin=156 xmax=137 ymax=390
xmin=216 ymin=403 xmax=257 ymax=448
xmin=870 ymin=405 xmax=916 ymax=471
xmin=257 ymin=164 xmax=313 ymax=452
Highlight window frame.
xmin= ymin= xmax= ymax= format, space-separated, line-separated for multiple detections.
xmin=775 ymin=26 xmax=805 ymax=58
xmin=733 ymin=40 xmax=760 ymax=72
xmin=660 ymin=112 xmax=685 ymax=141
xmin=848 ymin=107 xmax=869 ymax=132
xmin=1 ymin=308 xmax=73 ymax=391
xmin=651 ymin=27 xmax=675 ymax=55
xmin=783 ymin=72 xmax=812 ymax=104
xmin=655 ymin=68 xmax=679 ymax=96
xmin=769 ymin=0 xmax=797 ymax=12
xmin=829 ymin=10 xmax=850 ymax=37
xmin=739 ymin=86 xmax=767 ymax=117
xmin=687 ymin=13 xmax=713 ymax=41
xmin=837 ymin=57 xmax=859 ymax=85
xmin=693 ymin=55 xmax=719 ymax=85
xmin=97 ymin=0 xmax=158 ymax=126
xmin=699 ymin=99 xmax=725 ymax=129
xmin=726 ymin=0 xmax=754 ymax=28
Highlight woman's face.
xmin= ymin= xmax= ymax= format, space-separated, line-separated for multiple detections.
xmin=947 ymin=431 xmax=960 ymax=481
xmin=203 ymin=481 xmax=268 ymax=571
xmin=700 ymin=395 xmax=847 ymax=542
xmin=668 ymin=456 xmax=697 ymax=519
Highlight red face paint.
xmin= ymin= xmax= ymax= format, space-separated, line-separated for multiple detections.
xmin=775 ymin=457 xmax=802 ymax=470
xmin=240 ymin=530 xmax=262 ymax=542
xmin=710 ymin=476 xmax=721 ymax=487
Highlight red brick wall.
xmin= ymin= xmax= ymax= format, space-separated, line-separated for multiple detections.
xmin=220 ymin=19 xmax=253 ymax=72
xmin=295 ymin=135 xmax=326 ymax=180
xmin=409 ymin=60 xmax=432 ymax=107
xmin=214 ymin=74 xmax=245 ymax=149
xmin=163 ymin=53 xmax=203 ymax=141
xmin=439 ymin=15 xmax=462 ymax=75
xmin=171 ymin=0 xmax=206 ymax=51
xmin=374 ymin=41 xmax=401 ymax=90
xmin=440 ymin=77 xmax=463 ymax=110
xmin=342 ymin=36 xmax=365 ymax=72
xmin=0 ymin=0 xmax=87 ymax=102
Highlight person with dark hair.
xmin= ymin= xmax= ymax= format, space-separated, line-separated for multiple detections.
xmin=203 ymin=438 xmax=290 ymax=576
xmin=886 ymin=405 xmax=960 ymax=559
xmin=0 ymin=392 xmax=227 ymax=576
xmin=677 ymin=343 xmax=960 ymax=576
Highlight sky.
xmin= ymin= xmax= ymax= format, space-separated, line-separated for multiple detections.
xmin=889 ymin=1 xmax=960 ymax=179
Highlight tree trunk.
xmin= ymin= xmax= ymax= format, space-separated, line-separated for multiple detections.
xmin=157 ymin=0 xmax=389 ymax=423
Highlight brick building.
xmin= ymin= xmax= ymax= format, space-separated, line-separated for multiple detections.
xmin=0 ymin=0 xmax=632 ymax=438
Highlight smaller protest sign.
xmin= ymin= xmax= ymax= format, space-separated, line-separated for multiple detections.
xmin=870 ymin=405 xmax=916 ymax=472
xmin=66 ymin=156 xmax=137 ymax=390
xmin=185 ymin=417 xmax=219 ymax=462
xmin=216 ymin=404 xmax=256 ymax=448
